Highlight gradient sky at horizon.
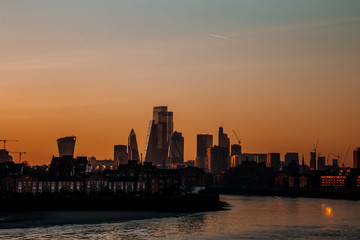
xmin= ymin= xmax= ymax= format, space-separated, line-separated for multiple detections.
xmin=1 ymin=1 xmax=360 ymax=166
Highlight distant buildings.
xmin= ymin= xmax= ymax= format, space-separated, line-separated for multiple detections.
xmin=128 ymin=129 xmax=140 ymax=163
xmin=49 ymin=155 xmax=88 ymax=176
xmin=240 ymin=153 xmax=267 ymax=164
xmin=317 ymin=155 xmax=326 ymax=171
xmin=284 ymin=152 xmax=299 ymax=166
xmin=218 ymin=127 xmax=230 ymax=169
xmin=0 ymin=149 xmax=13 ymax=163
xmin=114 ymin=145 xmax=128 ymax=166
xmin=196 ymin=134 xmax=213 ymax=169
xmin=169 ymin=131 xmax=184 ymax=165
xmin=143 ymin=106 xmax=173 ymax=167
xmin=206 ymin=146 xmax=228 ymax=173
xmin=310 ymin=151 xmax=316 ymax=170
xmin=267 ymin=153 xmax=281 ymax=172
xmin=354 ymin=148 xmax=360 ymax=169
xmin=231 ymin=144 xmax=242 ymax=157
xmin=57 ymin=136 xmax=76 ymax=157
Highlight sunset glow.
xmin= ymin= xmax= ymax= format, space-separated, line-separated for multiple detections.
xmin=1 ymin=1 xmax=360 ymax=165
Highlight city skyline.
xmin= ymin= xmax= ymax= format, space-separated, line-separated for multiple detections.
xmin=1 ymin=1 xmax=360 ymax=165
xmin=1 ymin=105 xmax=358 ymax=168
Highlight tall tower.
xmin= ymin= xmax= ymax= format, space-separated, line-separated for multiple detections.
xmin=143 ymin=106 xmax=174 ymax=167
xmin=317 ymin=155 xmax=325 ymax=171
xmin=310 ymin=152 xmax=317 ymax=170
xmin=207 ymin=146 xmax=228 ymax=173
xmin=128 ymin=129 xmax=140 ymax=163
xmin=196 ymin=134 xmax=213 ymax=169
xmin=57 ymin=136 xmax=76 ymax=157
xmin=218 ymin=126 xmax=230 ymax=169
xmin=168 ymin=131 xmax=184 ymax=165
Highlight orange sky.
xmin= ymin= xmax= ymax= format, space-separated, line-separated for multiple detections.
xmin=1 ymin=1 xmax=360 ymax=166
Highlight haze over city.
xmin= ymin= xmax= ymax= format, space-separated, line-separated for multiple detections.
xmin=1 ymin=1 xmax=360 ymax=166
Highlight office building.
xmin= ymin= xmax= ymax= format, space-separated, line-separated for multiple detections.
xmin=114 ymin=145 xmax=128 ymax=166
xmin=231 ymin=155 xmax=240 ymax=168
xmin=57 ymin=136 xmax=76 ymax=157
xmin=284 ymin=152 xmax=299 ymax=166
xmin=143 ymin=106 xmax=174 ymax=167
xmin=267 ymin=153 xmax=281 ymax=172
xmin=231 ymin=144 xmax=242 ymax=156
xmin=206 ymin=146 xmax=228 ymax=173
xmin=128 ymin=129 xmax=140 ymax=163
xmin=196 ymin=134 xmax=213 ymax=169
xmin=218 ymin=126 xmax=230 ymax=169
xmin=169 ymin=131 xmax=184 ymax=165
xmin=310 ymin=152 xmax=317 ymax=170
xmin=317 ymin=155 xmax=326 ymax=171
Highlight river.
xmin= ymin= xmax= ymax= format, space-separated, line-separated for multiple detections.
xmin=1 ymin=195 xmax=360 ymax=239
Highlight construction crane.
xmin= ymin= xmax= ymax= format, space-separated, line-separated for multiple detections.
xmin=10 ymin=151 xmax=26 ymax=163
xmin=313 ymin=139 xmax=319 ymax=153
xmin=232 ymin=130 xmax=241 ymax=145
xmin=0 ymin=139 xmax=18 ymax=150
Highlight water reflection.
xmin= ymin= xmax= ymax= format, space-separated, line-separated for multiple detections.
xmin=175 ymin=213 xmax=206 ymax=234
xmin=1 ymin=195 xmax=360 ymax=240
xmin=321 ymin=204 xmax=334 ymax=217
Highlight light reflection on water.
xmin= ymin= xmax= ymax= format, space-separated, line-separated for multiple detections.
xmin=1 ymin=195 xmax=360 ymax=240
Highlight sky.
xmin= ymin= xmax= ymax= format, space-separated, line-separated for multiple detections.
xmin=1 ymin=1 xmax=360 ymax=166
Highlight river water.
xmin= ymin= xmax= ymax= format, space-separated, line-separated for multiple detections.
xmin=1 ymin=195 xmax=360 ymax=239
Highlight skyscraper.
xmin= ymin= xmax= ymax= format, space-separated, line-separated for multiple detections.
xmin=353 ymin=147 xmax=360 ymax=169
xmin=128 ymin=129 xmax=140 ymax=163
xmin=206 ymin=146 xmax=228 ymax=173
xmin=218 ymin=126 xmax=230 ymax=169
xmin=168 ymin=131 xmax=184 ymax=165
xmin=57 ymin=136 xmax=76 ymax=157
xmin=143 ymin=106 xmax=174 ymax=167
xmin=114 ymin=145 xmax=128 ymax=166
xmin=231 ymin=144 xmax=242 ymax=156
xmin=317 ymin=155 xmax=325 ymax=171
xmin=310 ymin=152 xmax=317 ymax=170
xmin=196 ymin=134 xmax=213 ymax=169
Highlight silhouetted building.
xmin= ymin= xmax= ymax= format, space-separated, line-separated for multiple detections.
xmin=332 ymin=159 xmax=339 ymax=168
xmin=196 ymin=134 xmax=213 ymax=169
xmin=267 ymin=153 xmax=281 ymax=172
xmin=57 ymin=136 xmax=76 ymax=157
xmin=231 ymin=155 xmax=240 ymax=168
xmin=284 ymin=152 xmax=299 ymax=166
xmin=354 ymin=148 xmax=360 ymax=169
xmin=0 ymin=149 xmax=13 ymax=163
xmin=169 ymin=131 xmax=184 ymax=165
xmin=114 ymin=145 xmax=128 ymax=166
xmin=241 ymin=153 xmax=255 ymax=162
xmin=88 ymin=156 xmax=117 ymax=172
xmin=240 ymin=153 xmax=267 ymax=164
xmin=218 ymin=127 xmax=230 ymax=169
xmin=128 ymin=129 xmax=140 ymax=163
xmin=310 ymin=151 xmax=316 ymax=170
xmin=143 ymin=106 xmax=173 ymax=167
xmin=317 ymin=155 xmax=326 ymax=171
xmin=231 ymin=144 xmax=242 ymax=156
xmin=49 ymin=155 xmax=87 ymax=177
xmin=207 ymin=146 xmax=228 ymax=173
xmin=219 ymin=161 xmax=274 ymax=187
